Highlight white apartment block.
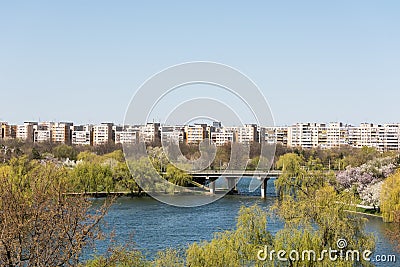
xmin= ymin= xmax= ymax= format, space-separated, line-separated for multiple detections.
xmin=72 ymin=125 xmax=92 ymax=146
xmin=211 ymin=129 xmax=234 ymax=146
xmin=226 ymin=124 xmax=258 ymax=144
xmin=139 ymin=123 xmax=160 ymax=143
xmin=114 ymin=125 xmax=139 ymax=144
xmin=379 ymin=124 xmax=400 ymax=151
xmin=283 ymin=122 xmax=400 ymax=152
xmin=16 ymin=122 xmax=36 ymax=141
xmin=326 ymin=122 xmax=349 ymax=148
xmin=354 ymin=123 xmax=381 ymax=149
xmin=93 ymin=123 xmax=113 ymax=145
xmin=287 ymin=123 xmax=327 ymax=149
xmin=34 ymin=131 xmax=49 ymax=143
xmin=264 ymin=126 xmax=288 ymax=145
xmin=161 ymin=126 xmax=184 ymax=143
xmin=33 ymin=122 xmax=53 ymax=143
xmin=34 ymin=129 xmax=51 ymax=143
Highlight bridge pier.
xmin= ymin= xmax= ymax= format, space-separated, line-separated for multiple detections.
xmin=209 ymin=180 xmax=216 ymax=194
xmin=225 ymin=177 xmax=238 ymax=194
xmin=260 ymin=178 xmax=269 ymax=199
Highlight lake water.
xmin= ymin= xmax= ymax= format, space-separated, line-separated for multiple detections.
xmin=88 ymin=179 xmax=399 ymax=266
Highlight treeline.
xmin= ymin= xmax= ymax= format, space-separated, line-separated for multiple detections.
xmin=2 ymin=138 xmax=398 ymax=171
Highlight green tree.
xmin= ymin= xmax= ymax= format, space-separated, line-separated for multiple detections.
xmin=381 ymin=169 xmax=400 ymax=222
xmin=154 ymin=248 xmax=185 ymax=267
xmin=30 ymin=147 xmax=42 ymax=160
xmin=127 ymin=157 xmax=159 ymax=194
xmin=53 ymin=144 xmax=78 ymax=160
xmin=186 ymin=205 xmax=273 ymax=267
xmin=246 ymin=156 xmax=260 ymax=170
xmin=72 ymin=162 xmax=114 ymax=194
xmin=272 ymin=154 xmax=375 ymax=266
xmin=77 ymin=151 xmax=101 ymax=163
xmin=342 ymin=146 xmax=379 ymax=168
xmin=113 ymin=161 xmax=139 ymax=195
xmin=164 ymin=163 xmax=192 ymax=186
xmin=275 ymin=153 xmax=306 ymax=198
xmin=83 ymin=247 xmax=149 ymax=267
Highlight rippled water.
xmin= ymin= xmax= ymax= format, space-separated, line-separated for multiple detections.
xmin=87 ymin=179 xmax=399 ymax=266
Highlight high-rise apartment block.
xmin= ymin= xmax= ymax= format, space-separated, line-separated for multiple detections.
xmin=93 ymin=123 xmax=114 ymax=145
xmin=51 ymin=122 xmax=73 ymax=144
xmin=161 ymin=126 xmax=185 ymax=143
xmin=114 ymin=125 xmax=140 ymax=144
xmin=184 ymin=124 xmax=207 ymax=144
xmin=72 ymin=125 xmax=93 ymax=146
xmin=139 ymin=123 xmax=160 ymax=143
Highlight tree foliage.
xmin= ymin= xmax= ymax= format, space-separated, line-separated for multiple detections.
xmin=0 ymin=157 xmax=110 ymax=266
xmin=53 ymin=144 xmax=78 ymax=160
xmin=186 ymin=205 xmax=272 ymax=267
xmin=272 ymin=153 xmax=375 ymax=266
xmin=381 ymin=169 xmax=400 ymax=222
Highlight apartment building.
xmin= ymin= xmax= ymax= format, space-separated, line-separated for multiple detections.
xmin=379 ymin=124 xmax=400 ymax=151
xmin=34 ymin=122 xmax=53 ymax=143
xmin=287 ymin=123 xmax=327 ymax=149
xmin=184 ymin=124 xmax=207 ymax=144
xmin=326 ymin=122 xmax=349 ymax=148
xmin=1 ymin=122 xmax=16 ymax=140
xmin=211 ymin=129 xmax=234 ymax=146
xmin=264 ymin=126 xmax=288 ymax=146
xmin=355 ymin=123 xmax=381 ymax=149
xmin=16 ymin=122 xmax=37 ymax=142
xmin=51 ymin=122 xmax=73 ymax=144
xmin=114 ymin=125 xmax=140 ymax=144
xmin=139 ymin=123 xmax=160 ymax=143
xmin=72 ymin=125 xmax=93 ymax=146
xmin=161 ymin=125 xmax=184 ymax=143
xmin=0 ymin=122 xmax=5 ymax=140
xmin=226 ymin=124 xmax=258 ymax=144
xmin=93 ymin=123 xmax=113 ymax=145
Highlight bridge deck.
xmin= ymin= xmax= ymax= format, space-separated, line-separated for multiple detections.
xmin=191 ymin=170 xmax=282 ymax=177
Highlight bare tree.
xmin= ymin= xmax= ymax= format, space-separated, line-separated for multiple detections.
xmin=0 ymin=157 xmax=112 ymax=266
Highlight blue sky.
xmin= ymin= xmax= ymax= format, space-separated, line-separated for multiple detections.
xmin=1 ymin=1 xmax=399 ymax=126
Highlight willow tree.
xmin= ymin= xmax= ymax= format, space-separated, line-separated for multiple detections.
xmin=272 ymin=154 xmax=375 ymax=266
xmin=381 ymin=169 xmax=400 ymax=252
xmin=164 ymin=163 xmax=192 ymax=187
xmin=381 ymin=169 xmax=400 ymax=222
xmin=72 ymin=162 xmax=114 ymax=194
xmin=186 ymin=205 xmax=273 ymax=267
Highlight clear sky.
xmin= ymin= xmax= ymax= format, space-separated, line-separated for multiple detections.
xmin=1 ymin=1 xmax=399 ymax=126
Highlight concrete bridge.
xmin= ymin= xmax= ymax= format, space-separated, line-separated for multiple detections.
xmin=190 ymin=170 xmax=282 ymax=198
